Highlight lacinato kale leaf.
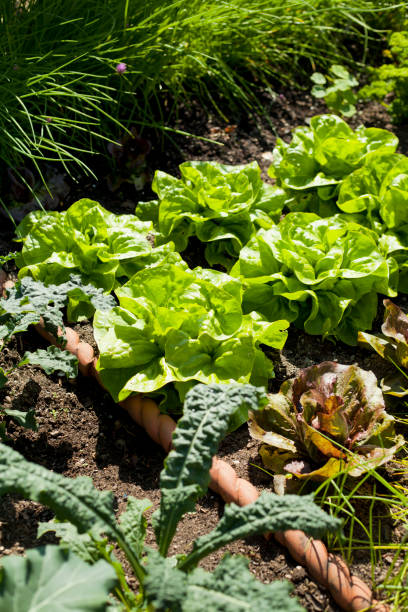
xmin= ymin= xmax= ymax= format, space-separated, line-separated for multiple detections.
xmin=145 ymin=551 xmax=304 ymax=612
xmin=0 ymin=444 xmax=146 ymax=585
xmin=0 ymin=443 xmax=118 ymax=537
xmin=154 ymin=383 xmax=267 ymax=555
xmin=181 ymin=492 xmax=341 ymax=570
xmin=19 ymin=345 xmax=79 ymax=378
xmin=0 ymin=386 xmax=343 ymax=612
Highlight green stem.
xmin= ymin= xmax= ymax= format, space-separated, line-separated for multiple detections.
xmin=178 ymin=543 xmax=215 ymax=572
xmin=116 ymin=532 xmax=146 ymax=586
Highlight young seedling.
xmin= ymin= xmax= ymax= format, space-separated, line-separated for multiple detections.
xmin=311 ymin=64 xmax=358 ymax=117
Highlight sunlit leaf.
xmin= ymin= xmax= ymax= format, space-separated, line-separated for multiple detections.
xmin=250 ymin=362 xmax=403 ymax=480
xmin=0 ymin=545 xmax=116 ymax=611
xmin=4 ymin=408 xmax=37 ymax=431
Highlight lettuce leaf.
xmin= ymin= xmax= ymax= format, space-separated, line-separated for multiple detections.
xmin=148 ymin=161 xmax=285 ymax=269
xmin=336 ymin=153 xmax=408 ymax=291
xmin=94 ymin=264 xmax=288 ymax=409
xmin=266 ymin=116 xmax=408 ymax=295
xmin=270 ymin=114 xmax=397 ymax=190
xmin=359 ymin=299 xmax=408 ymax=395
xmin=232 ymin=212 xmax=397 ymax=344
xmin=16 ymin=198 xmax=182 ymax=292
xmin=249 ymin=362 xmax=403 ymax=480
xmin=268 ymin=115 xmax=398 ymax=216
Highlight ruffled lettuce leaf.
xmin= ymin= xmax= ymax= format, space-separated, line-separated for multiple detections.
xmin=336 ymin=153 xmax=408 ymax=291
xmin=265 ymin=115 xmax=408 ymax=290
xmin=268 ymin=115 xmax=398 ymax=217
xmin=232 ymin=212 xmax=397 ymax=344
xmin=16 ymin=198 xmax=181 ymax=292
xmin=249 ymin=362 xmax=404 ymax=480
xmin=269 ymin=114 xmax=397 ymax=190
xmin=267 ymin=117 xmax=408 ymax=295
xmin=94 ymin=264 xmax=288 ymax=410
xmin=149 ymin=161 xmax=285 ymax=269
xmin=338 ymin=153 xmax=408 ymax=235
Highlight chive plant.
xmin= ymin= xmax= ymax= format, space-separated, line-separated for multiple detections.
xmin=0 ymin=0 xmax=404 ymax=195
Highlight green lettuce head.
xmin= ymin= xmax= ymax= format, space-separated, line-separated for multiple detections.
xmin=249 ymin=362 xmax=403 ymax=480
xmin=141 ymin=160 xmax=286 ymax=270
xmin=232 ymin=212 xmax=398 ymax=345
xmin=16 ymin=198 xmax=180 ymax=292
xmin=94 ymin=263 xmax=289 ymax=415
xmin=268 ymin=114 xmax=398 ymax=215
xmin=337 ymin=153 xmax=408 ymax=292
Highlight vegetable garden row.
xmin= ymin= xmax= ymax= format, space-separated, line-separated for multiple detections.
xmin=3 ymin=1 xmax=408 ymax=610
xmin=1 ymin=111 xmax=408 ymax=610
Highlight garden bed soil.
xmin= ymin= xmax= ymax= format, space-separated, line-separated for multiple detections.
xmin=1 ymin=88 xmax=407 ymax=611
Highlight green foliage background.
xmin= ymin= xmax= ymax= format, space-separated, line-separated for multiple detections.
xmin=0 ymin=0 xmax=405 ymax=185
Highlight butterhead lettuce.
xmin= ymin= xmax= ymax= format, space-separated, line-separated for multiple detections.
xmin=232 ymin=212 xmax=398 ymax=344
xmin=268 ymin=114 xmax=398 ymax=216
xmin=141 ymin=160 xmax=285 ymax=270
xmin=94 ymin=263 xmax=289 ymax=413
xmin=16 ymin=198 xmax=181 ymax=292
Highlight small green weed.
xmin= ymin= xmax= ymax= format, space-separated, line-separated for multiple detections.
xmin=311 ymin=64 xmax=358 ymax=117
xmin=314 ymin=455 xmax=408 ymax=612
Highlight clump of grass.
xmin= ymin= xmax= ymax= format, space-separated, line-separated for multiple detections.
xmin=0 ymin=0 xmax=405 ymax=187
xmin=314 ymin=447 xmax=408 ymax=611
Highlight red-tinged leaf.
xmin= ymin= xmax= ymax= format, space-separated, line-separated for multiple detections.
xmin=250 ymin=361 xmax=401 ymax=481
xmin=382 ymin=299 xmax=408 ymax=343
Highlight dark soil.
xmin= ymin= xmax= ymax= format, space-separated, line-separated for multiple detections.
xmin=1 ymin=88 xmax=407 ymax=611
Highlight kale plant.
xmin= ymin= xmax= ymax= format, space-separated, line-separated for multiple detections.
xmin=0 ymin=346 xmax=79 ymax=440
xmin=0 ymin=384 xmax=341 ymax=611
xmin=0 ymin=273 xmax=116 ymax=437
xmin=0 ymin=273 xmax=115 ymax=341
